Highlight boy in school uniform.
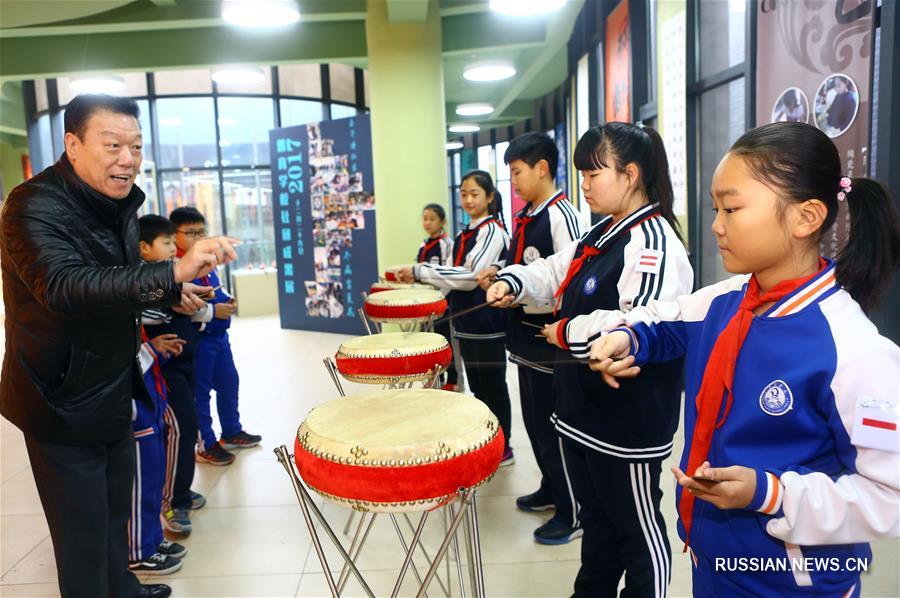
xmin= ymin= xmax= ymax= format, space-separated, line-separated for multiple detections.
xmin=476 ymin=132 xmax=588 ymax=544
xmin=128 ymin=329 xmax=188 ymax=575
xmin=139 ymin=214 xmax=208 ymax=535
xmin=170 ymin=207 xmax=262 ymax=466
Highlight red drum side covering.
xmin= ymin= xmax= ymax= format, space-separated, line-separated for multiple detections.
xmin=294 ymin=430 xmax=504 ymax=505
xmin=364 ymin=298 xmax=447 ymax=320
xmin=335 ymin=345 xmax=452 ymax=378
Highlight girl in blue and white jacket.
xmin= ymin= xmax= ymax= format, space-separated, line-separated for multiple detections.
xmin=587 ymin=122 xmax=900 ymax=597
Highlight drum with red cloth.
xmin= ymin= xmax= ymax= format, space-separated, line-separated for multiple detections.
xmin=293 ymin=389 xmax=503 ymax=513
xmin=335 ymin=332 xmax=451 ymax=384
xmin=368 ymin=280 xmax=435 ymax=294
xmin=363 ymin=289 xmax=447 ymax=324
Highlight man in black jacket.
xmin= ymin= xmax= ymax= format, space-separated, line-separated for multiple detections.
xmin=0 ymin=94 xmax=238 ymax=598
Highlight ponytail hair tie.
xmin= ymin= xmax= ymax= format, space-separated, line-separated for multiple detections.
xmin=634 ymin=120 xmax=645 ymax=129
xmin=837 ymin=176 xmax=852 ymax=202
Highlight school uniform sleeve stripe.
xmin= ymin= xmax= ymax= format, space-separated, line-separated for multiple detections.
xmin=498 ymin=238 xmax=578 ymax=309
xmin=566 ymin=222 xmax=694 ymax=360
xmin=417 ymin=225 xmax=506 ymax=291
xmin=552 ymin=201 xmax=582 ymax=249
xmin=763 ymin=296 xmax=900 ymax=545
xmin=441 ymin=237 xmax=454 ymax=266
xmin=652 ymin=218 xmax=668 ymax=301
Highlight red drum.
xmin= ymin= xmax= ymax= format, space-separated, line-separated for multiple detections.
xmin=335 ymin=332 xmax=452 ymax=384
xmin=294 ymin=389 xmax=504 ymax=512
xmin=364 ymin=289 xmax=447 ymax=324
xmin=369 ymin=281 xmax=435 ymax=294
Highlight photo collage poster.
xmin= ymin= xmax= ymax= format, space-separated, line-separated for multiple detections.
xmin=756 ymin=0 xmax=875 ymax=257
xmin=269 ymin=114 xmax=376 ymax=333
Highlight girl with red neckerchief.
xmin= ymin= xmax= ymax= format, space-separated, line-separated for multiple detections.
xmin=589 ymin=122 xmax=900 ymax=597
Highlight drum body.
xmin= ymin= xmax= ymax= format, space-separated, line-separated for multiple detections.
xmin=294 ymin=389 xmax=504 ymax=512
xmin=335 ymin=332 xmax=451 ymax=384
xmin=363 ymin=289 xmax=447 ymax=324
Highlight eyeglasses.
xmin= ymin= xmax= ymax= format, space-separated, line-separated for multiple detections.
xmin=177 ymin=229 xmax=207 ymax=238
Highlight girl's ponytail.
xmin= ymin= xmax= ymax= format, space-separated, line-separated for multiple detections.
xmin=835 ymin=178 xmax=900 ymax=312
xmin=643 ymin=125 xmax=683 ymax=243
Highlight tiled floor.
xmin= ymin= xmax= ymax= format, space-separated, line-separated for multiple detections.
xmin=1 ymin=316 xmax=897 ymax=597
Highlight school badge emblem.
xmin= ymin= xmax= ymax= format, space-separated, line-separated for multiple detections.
xmin=759 ymin=380 xmax=793 ymax=416
xmin=523 ymin=246 xmax=541 ymax=264
xmin=583 ymin=275 xmax=598 ymax=296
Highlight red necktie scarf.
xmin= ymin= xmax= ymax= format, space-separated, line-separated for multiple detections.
xmin=418 ymin=233 xmax=447 ymax=263
xmin=678 ymin=260 xmax=826 ymax=546
xmin=512 ymin=214 xmax=534 ymax=264
xmin=454 ymin=220 xmax=493 ymax=267
xmin=552 ymin=212 xmax=656 ymax=313
xmin=553 ymin=246 xmax=602 ymax=312
xmin=512 ymin=194 xmax=566 ymax=264
xmin=140 ymin=327 xmax=168 ymax=399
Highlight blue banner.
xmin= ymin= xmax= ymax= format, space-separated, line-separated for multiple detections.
xmin=269 ymin=114 xmax=377 ymax=333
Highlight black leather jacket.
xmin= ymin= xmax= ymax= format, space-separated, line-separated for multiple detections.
xmin=1 ymin=156 xmax=181 ymax=445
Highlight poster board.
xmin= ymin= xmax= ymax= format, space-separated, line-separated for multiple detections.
xmin=269 ymin=114 xmax=377 ymax=333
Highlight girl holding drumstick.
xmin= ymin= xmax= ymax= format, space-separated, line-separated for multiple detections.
xmin=487 ymin=123 xmax=693 ymax=597
xmin=396 ymin=171 xmax=514 ymax=465
xmin=414 ymin=203 xmax=458 ymax=390
xmin=587 ymin=122 xmax=900 ymax=597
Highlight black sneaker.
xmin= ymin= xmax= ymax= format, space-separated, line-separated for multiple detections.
xmin=189 ymin=490 xmax=207 ymax=510
xmin=516 ymin=490 xmax=554 ymax=512
xmin=129 ymin=552 xmax=183 ymax=575
xmin=220 ymin=430 xmax=262 ymax=449
xmin=533 ymin=516 xmax=583 ymax=545
xmin=137 ymin=584 xmax=172 ymax=598
xmin=157 ymin=539 xmax=187 ymax=559
xmin=196 ymin=442 xmax=236 ymax=465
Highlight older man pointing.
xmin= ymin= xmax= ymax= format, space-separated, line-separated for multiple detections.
xmin=1 ymin=94 xmax=238 ymax=598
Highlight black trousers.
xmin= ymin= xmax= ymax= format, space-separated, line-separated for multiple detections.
xmin=518 ymin=366 xmax=577 ymax=526
xmin=562 ymin=438 xmax=671 ymax=598
xmin=456 ymin=336 xmax=511 ymax=448
xmin=24 ymin=430 xmax=143 ymax=598
xmin=161 ymin=367 xmax=197 ymax=511
xmin=434 ymin=319 xmax=457 ymax=386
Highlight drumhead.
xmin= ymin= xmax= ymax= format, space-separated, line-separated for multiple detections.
xmin=337 ymin=332 xmax=448 ymax=357
xmin=300 ymin=389 xmax=497 ymax=461
xmin=365 ymin=288 xmax=444 ymax=307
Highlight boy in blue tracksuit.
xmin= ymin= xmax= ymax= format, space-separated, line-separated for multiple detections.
xmin=129 ymin=330 xmax=187 ymax=575
xmin=170 ymin=207 xmax=262 ymax=466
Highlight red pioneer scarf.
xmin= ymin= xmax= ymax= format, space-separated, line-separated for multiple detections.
xmin=418 ymin=232 xmax=449 ymax=263
xmin=678 ymin=259 xmax=826 ymax=546
xmin=511 ymin=193 xmax=566 ymax=264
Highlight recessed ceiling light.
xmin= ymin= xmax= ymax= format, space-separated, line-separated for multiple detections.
xmin=445 ymin=141 xmax=464 ymax=151
xmin=489 ymin=0 xmax=567 ymax=16
xmin=70 ymin=75 xmax=126 ymax=94
xmin=211 ymin=65 xmax=265 ymax=86
xmin=221 ymin=1 xmax=300 ymax=28
xmin=449 ymin=124 xmax=480 ymax=133
xmin=160 ymin=117 xmax=183 ymax=127
xmin=463 ymin=62 xmax=516 ymax=82
xmin=456 ymin=103 xmax=494 ymax=116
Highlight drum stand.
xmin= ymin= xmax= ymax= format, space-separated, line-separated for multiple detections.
xmin=275 ymin=445 xmax=487 ymax=598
